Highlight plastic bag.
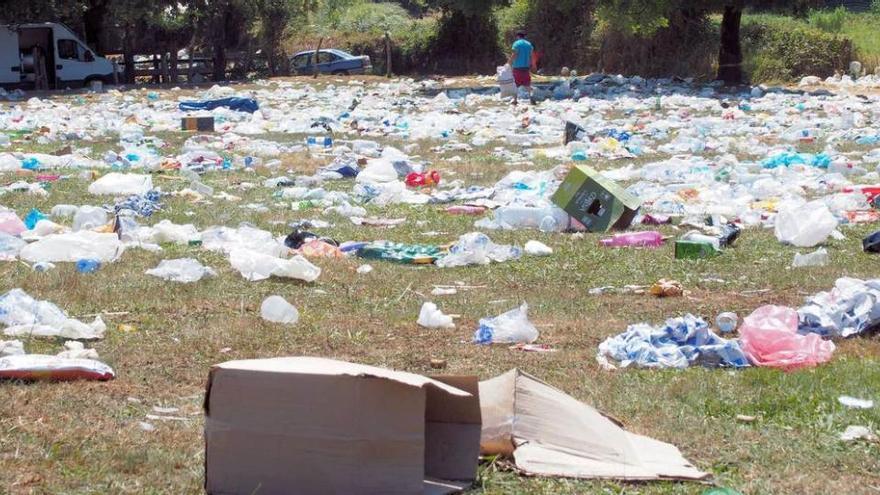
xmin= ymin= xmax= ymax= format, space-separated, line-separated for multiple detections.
xmin=738 ymin=305 xmax=835 ymax=371
xmin=145 ymin=258 xmax=216 ymax=283
xmin=498 ymin=65 xmax=516 ymax=98
xmin=0 ymin=232 xmax=26 ymax=260
xmin=0 ymin=289 xmax=106 ymax=340
xmin=260 ymin=296 xmax=299 ymax=325
xmin=19 ymin=231 xmax=124 ymax=263
xmin=0 ymin=210 xmax=26 ymax=236
xmin=774 ymin=201 xmax=838 ymax=247
xmin=436 ymin=232 xmax=521 ymax=268
xmin=229 ymin=248 xmax=320 ymax=282
xmin=73 ymin=205 xmax=109 ymax=231
xmin=524 ymin=240 xmax=553 ymax=256
xmin=417 ymin=302 xmax=455 ymax=329
xmin=474 ymin=303 xmax=539 ymax=344
xmin=792 ymin=248 xmax=828 ymax=267
xmin=88 ymin=173 xmax=154 ymax=196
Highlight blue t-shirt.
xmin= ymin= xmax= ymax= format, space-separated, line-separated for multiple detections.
xmin=512 ymin=39 xmax=533 ymax=69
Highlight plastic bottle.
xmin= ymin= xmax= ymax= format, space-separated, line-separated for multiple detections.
xmin=716 ymin=312 xmax=738 ymax=333
xmin=600 ymin=231 xmax=664 ymax=248
xmin=306 ymin=136 xmax=333 ymax=148
xmin=492 ymin=206 xmax=570 ymax=232
xmin=76 ymin=259 xmax=101 ymax=273
xmin=73 ymin=206 xmax=108 ymax=231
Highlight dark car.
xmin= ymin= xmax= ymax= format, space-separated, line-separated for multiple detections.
xmin=290 ymin=49 xmax=372 ymax=76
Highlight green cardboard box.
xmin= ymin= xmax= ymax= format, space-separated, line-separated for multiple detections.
xmin=674 ymin=240 xmax=720 ymax=260
xmin=551 ymin=165 xmax=642 ymax=232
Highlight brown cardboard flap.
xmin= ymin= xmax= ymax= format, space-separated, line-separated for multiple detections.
xmin=424 ymin=376 xmax=481 ymax=482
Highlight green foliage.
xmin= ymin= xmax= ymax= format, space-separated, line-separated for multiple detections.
xmin=337 ymin=2 xmax=411 ymax=34
xmin=427 ymin=0 xmax=509 ymax=17
xmin=807 ymin=6 xmax=847 ymax=33
xmin=496 ymin=0 xmax=595 ymax=71
xmin=742 ymin=19 xmax=853 ymax=82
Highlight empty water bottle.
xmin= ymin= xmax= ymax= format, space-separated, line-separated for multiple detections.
xmin=76 ymin=259 xmax=101 ymax=273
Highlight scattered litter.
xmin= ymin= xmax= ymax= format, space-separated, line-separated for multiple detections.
xmin=598 ymin=314 xmax=748 ymax=369
xmin=356 ymin=264 xmax=373 ymax=274
xmin=798 ymin=278 xmax=880 ymax=338
xmin=479 ymin=369 xmax=708 ymax=481
xmin=524 ymin=240 xmax=553 ymax=256
xmin=792 ymin=248 xmax=829 ymax=268
xmin=146 ymin=258 xmax=216 ymax=283
xmin=840 ymin=425 xmax=877 ymax=442
xmin=0 ymin=289 xmax=106 ymax=340
xmin=417 ymin=302 xmax=455 ymax=329
xmin=649 ymin=279 xmax=684 ymax=297
xmin=838 ymin=396 xmax=874 ymax=409
xmin=739 ymin=305 xmax=835 ymax=371
xmin=0 ymin=354 xmax=114 ymax=381
xmin=474 ymin=303 xmax=538 ymax=345
xmin=260 ymin=296 xmax=300 ymax=325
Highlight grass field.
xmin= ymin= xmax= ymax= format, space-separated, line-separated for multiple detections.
xmin=1 ymin=82 xmax=879 ymax=495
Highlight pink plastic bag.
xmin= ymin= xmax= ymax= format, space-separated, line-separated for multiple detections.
xmin=0 ymin=211 xmax=26 ymax=236
xmin=738 ymin=305 xmax=835 ymax=371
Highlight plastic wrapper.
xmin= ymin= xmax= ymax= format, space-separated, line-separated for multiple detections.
xmin=597 ymin=314 xmax=748 ymax=369
xmin=229 ymin=248 xmax=320 ymax=282
xmin=474 ymin=303 xmax=539 ymax=344
xmin=436 ymin=233 xmax=521 ymax=268
xmin=774 ymin=201 xmax=838 ymax=247
xmin=0 ymin=289 xmax=106 ymax=340
xmin=20 ymin=231 xmax=124 ymax=263
xmin=145 ymin=258 xmax=216 ymax=283
xmin=88 ymin=173 xmax=154 ymax=196
xmin=798 ymin=277 xmax=880 ymax=338
xmin=417 ymin=302 xmax=455 ymax=329
xmin=738 ymin=305 xmax=835 ymax=371
xmin=260 ymin=296 xmax=299 ymax=325
xmin=0 ymin=354 xmax=114 ymax=381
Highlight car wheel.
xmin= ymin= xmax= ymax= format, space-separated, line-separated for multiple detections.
xmin=331 ymin=70 xmax=349 ymax=76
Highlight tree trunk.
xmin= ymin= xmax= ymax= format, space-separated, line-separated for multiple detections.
xmin=213 ymin=37 xmax=226 ymax=81
xmin=169 ymin=49 xmax=178 ymax=83
xmin=83 ymin=2 xmax=106 ymax=54
xmin=122 ymin=31 xmax=135 ymax=84
xmin=717 ymin=5 xmax=743 ymax=85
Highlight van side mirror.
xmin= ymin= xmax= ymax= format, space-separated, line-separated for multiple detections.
xmin=84 ymin=51 xmax=94 ymax=62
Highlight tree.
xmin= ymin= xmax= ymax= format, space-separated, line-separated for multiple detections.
xmin=597 ymin=0 xmax=822 ymax=84
xmin=424 ymin=0 xmax=509 ymax=73
xmin=254 ymin=0 xmax=318 ymax=76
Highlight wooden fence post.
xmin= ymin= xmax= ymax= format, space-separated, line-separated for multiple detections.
xmin=384 ymin=31 xmax=392 ymax=78
xmin=313 ymin=37 xmax=323 ymax=79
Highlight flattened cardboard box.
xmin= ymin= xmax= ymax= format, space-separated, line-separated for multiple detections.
xmin=204 ymin=357 xmax=481 ymax=495
xmin=552 ymin=165 xmax=641 ymax=232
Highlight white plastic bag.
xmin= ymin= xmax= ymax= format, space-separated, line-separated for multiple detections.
xmin=0 ymin=289 xmax=106 ymax=340
xmin=145 ymin=258 xmax=216 ymax=283
xmin=88 ymin=173 xmax=153 ymax=196
xmin=260 ymin=296 xmax=300 ymax=325
xmin=792 ymin=248 xmax=828 ymax=268
xmin=73 ymin=206 xmax=109 ymax=231
xmin=229 ymin=248 xmax=320 ymax=282
xmin=774 ymin=201 xmax=838 ymax=247
xmin=497 ymin=65 xmax=516 ymax=98
xmin=436 ymin=232 xmax=521 ymax=268
xmin=473 ymin=303 xmax=539 ymax=344
xmin=417 ymin=302 xmax=455 ymax=329
xmin=524 ymin=240 xmax=553 ymax=256
xmin=19 ymin=231 xmax=124 ymax=263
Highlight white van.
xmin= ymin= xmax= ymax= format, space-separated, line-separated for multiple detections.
xmin=1 ymin=22 xmax=116 ymax=89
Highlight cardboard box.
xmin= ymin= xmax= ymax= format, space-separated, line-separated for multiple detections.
xmin=204 ymin=357 xmax=481 ymax=495
xmin=551 ymin=165 xmax=641 ymax=232
xmin=181 ymin=116 xmax=214 ymax=132
xmin=674 ymin=240 xmax=719 ymax=259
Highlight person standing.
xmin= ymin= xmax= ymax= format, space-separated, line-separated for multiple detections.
xmin=508 ymin=30 xmax=535 ymax=105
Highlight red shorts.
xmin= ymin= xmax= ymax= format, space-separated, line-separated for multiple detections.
xmin=513 ymin=68 xmax=531 ymax=87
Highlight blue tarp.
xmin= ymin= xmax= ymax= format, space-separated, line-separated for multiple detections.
xmin=179 ymin=97 xmax=259 ymax=113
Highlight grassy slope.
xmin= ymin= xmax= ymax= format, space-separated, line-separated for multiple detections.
xmin=0 ymin=82 xmax=879 ymax=494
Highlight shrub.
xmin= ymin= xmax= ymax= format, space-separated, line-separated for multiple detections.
xmin=742 ymin=20 xmax=853 ymax=81
xmin=807 ymin=6 xmax=848 ymax=33
xmin=337 ymin=2 xmax=412 ymax=34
